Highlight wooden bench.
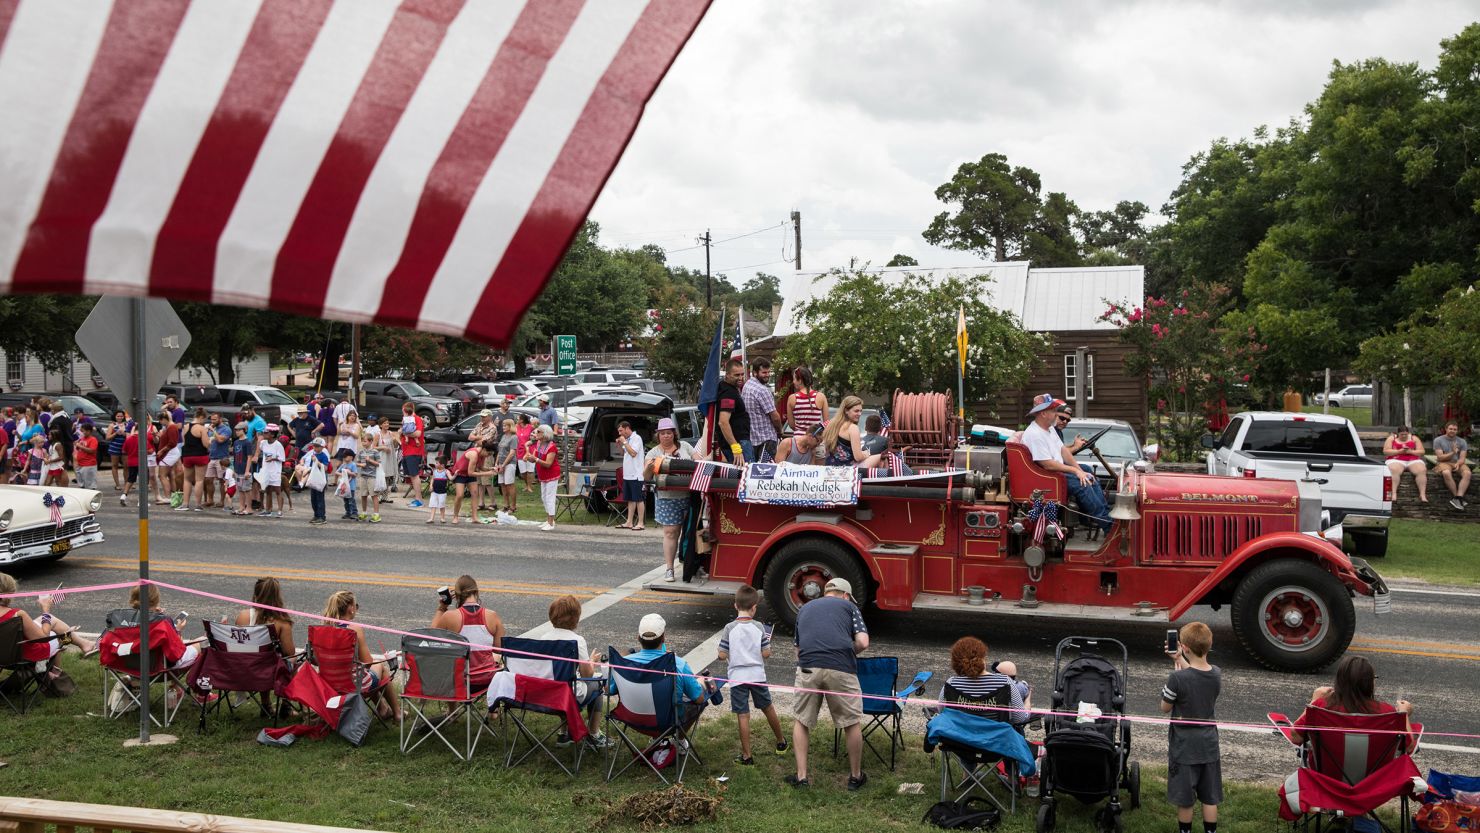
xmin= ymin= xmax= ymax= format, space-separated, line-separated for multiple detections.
xmin=0 ymin=796 xmax=393 ymax=833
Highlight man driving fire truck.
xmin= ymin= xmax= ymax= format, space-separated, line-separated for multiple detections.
xmin=1021 ymin=393 xmax=1112 ymax=532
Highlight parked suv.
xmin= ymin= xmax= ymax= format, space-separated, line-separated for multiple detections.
xmin=215 ymin=384 xmax=299 ymax=424
xmin=1314 ymin=385 xmax=1374 ymax=409
xmin=357 ymin=379 xmax=462 ymax=426
xmin=572 ymin=390 xmax=676 ymax=512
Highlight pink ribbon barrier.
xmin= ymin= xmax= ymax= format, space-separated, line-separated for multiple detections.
xmin=3 ymin=576 xmax=1473 ymax=740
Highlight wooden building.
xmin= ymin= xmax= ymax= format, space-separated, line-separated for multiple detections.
xmin=755 ymin=262 xmax=1148 ymax=434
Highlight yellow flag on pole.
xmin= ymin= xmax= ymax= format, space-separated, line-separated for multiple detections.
xmin=956 ymin=305 xmax=968 ymax=373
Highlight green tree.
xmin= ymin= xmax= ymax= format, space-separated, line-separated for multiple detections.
xmin=0 ymin=295 xmax=93 ymax=371
xmin=524 ymin=221 xmax=647 ymax=352
xmin=1077 ymin=200 xmax=1150 ymax=266
xmin=733 ymin=273 xmax=781 ymax=314
xmin=777 ymin=268 xmax=1044 ymax=402
xmin=1023 ymin=191 xmax=1082 ymax=267
xmin=924 ymin=152 xmax=1045 ymax=261
xmin=647 ymin=301 xmax=717 ymax=401
xmin=885 ymin=254 xmax=918 ymax=267
xmin=1357 ymin=283 xmax=1480 ymax=414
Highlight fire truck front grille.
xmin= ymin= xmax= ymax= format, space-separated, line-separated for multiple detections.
xmin=1151 ymin=515 xmax=1262 ymax=560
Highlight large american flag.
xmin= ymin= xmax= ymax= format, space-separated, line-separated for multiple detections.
xmin=0 ymin=0 xmax=710 ymax=346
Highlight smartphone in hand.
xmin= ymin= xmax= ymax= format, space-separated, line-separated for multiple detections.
xmin=1165 ymin=629 xmax=1179 ymax=655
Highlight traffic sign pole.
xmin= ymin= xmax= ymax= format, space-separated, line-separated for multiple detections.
xmin=132 ymin=298 xmax=151 ymax=745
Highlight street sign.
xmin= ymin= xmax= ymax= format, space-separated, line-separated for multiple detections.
xmin=556 ymin=334 xmax=577 ymax=375
xmin=75 ymin=296 xmax=191 ymax=414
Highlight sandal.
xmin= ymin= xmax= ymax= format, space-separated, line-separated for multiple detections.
xmin=632 ymin=526 xmax=646 ymax=531
xmin=615 ymin=523 xmax=632 ymax=530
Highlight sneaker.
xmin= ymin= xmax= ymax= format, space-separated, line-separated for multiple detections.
xmin=358 ymin=513 xmax=368 ymax=521
xmin=734 ymin=755 xmax=755 ymax=766
xmin=1451 ymin=497 xmax=1465 ymax=511
xmin=585 ymin=732 xmax=615 ymax=750
xmin=270 ymin=511 xmax=283 ymax=518
xmin=173 ymin=504 xmax=191 ymax=512
xmin=119 ymin=494 xmax=128 ymax=506
xmin=409 ymin=499 xmax=424 ymax=508
xmin=190 ymin=506 xmax=203 ymax=512
xmin=783 ymin=775 xmax=810 ymax=788
xmin=310 ymin=518 xmax=327 ymax=525
xmin=554 ymin=733 xmax=574 ymax=748
xmin=341 ymin=515 xmax=357 ymax=521
xmin=539 ymin=522 xmax=554 ymax=531
xmin=664 ymin=569 xmax=675 ymax=583
xmin=846 ymin=772 xmax=868 ymax=791
xmin=370 ymin=514 xmax=381 ymax=523
xmin=774 ymin=740 xmax=789 ymax=755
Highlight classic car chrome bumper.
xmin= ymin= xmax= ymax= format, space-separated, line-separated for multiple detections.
xmin=0 ymin=518 xmax=104 ymax=563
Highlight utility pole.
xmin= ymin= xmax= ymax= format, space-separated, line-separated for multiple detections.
xmin=350 ymin=322 xmax=361 ymax=406
xmin=791 ymin=210 xmax=802 ymax=271
xmin=700 ymin=229 xmax=712 ymax=307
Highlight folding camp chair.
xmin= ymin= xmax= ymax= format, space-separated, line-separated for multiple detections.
xmin=187 ymin=620 xmax=293 ymax=734
xmin=923 ymin=681 xmax=1035 ymax=813
xmin=604 ymin=648 xmax=706 ymax=785
xmin=597 ymin=469 xmax=632 ymax=527
xmin=832 ymin=658 xmax=931 ymax=770
xmin=490 ymin=636 xmax=597 ymax=775
xmin=553 ymin=470 xmax=591 ymax=524
xmin=0 ymin=616 xmax=51 ymax=715
xmin=98 ymin=615 xmax=192 ymax=727
xmin=399 ymin=628 xmax=497 ymax=761
xmin=305 ymin=625 xmax=398 ymax=729
xmin=1269 ymin=707 xmax=1425 ymax=833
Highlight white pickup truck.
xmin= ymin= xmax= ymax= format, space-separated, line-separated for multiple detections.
xmin=1203 ymin=411 xmax=1392 ymax=557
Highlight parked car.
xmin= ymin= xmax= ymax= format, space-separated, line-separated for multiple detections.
xmin=0 ymin=392 xmax=111 ymax=422
xmin=424 ymin=407 xmax=582 ymax=463
xmin=0 ymin=483 xmax=104 ymax=565
xmin=1313 ymin=385 xmax=1374 ymax=409
xmin=573 ymin=369 xmax=645 ymax=387
xmin=511 ymin=384 xmax=638 ymax=426
xmin=1059 ymin=418 xmax=1158 ymax=493
xmin=570 ymin=390 xmax=676 ymax=512
xmin=1203 ymin=411 xmax=1391 ymax=557
xmin=462 ymin=380 xmax=543 ymax=401
xmin=215 ymin=384 xmax=299 ymax=424
xmin=83 ymin=389 xmax=165 ymax=417
xmin=419 ymin=382 xmax=483 ymax=410
xmin=356 ymin=379 xmax=463 ymax=426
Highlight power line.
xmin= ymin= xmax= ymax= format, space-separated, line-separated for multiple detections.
xmin=663 ymin=221 xmax=787 ymax=254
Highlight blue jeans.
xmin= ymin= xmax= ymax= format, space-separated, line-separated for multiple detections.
xmin=1065 ymin=465 xmax=1112 ymax=532
xmin=342 ymin=495 xmax=358 ymax=518
xmin=309 ymin=488 xmax=326 ymax=521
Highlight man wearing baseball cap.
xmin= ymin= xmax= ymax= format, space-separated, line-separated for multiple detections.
xmin=537 ymin=394 xmax=558 ymax=428
xmin=787 ymin=576 xmax=870 ymax=791
xmin=621 ymin=614 xmax=713 ymax=732
xmin=1022 ymin=393 xmax=1111 ymax=532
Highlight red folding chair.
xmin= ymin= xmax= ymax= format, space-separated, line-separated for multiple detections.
xmin=1269 ymin=706 xmax=1425 ymax=832
xmin=399 ymin=628 xmax=496 ymax=761
xmin=305 ymin=625 xmax=397 ymax=728
xmin=98 ymin=617 xmax=192 ymax=727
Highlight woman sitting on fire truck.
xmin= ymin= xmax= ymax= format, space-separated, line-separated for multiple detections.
xmin=820 ymin=396 xmax=870 ymax=466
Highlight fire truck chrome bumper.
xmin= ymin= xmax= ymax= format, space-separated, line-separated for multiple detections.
xmin=1348 ymin=556 xmax=1392 ymax=615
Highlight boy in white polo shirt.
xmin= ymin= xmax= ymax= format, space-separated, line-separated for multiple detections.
xmin=718 ymin=584 xmax=789 ymax=765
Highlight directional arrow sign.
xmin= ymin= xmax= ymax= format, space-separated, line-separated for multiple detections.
xmin=75 ymin=297 xmax=191 ymax=416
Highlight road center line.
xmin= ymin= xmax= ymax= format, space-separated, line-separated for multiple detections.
xmin=520 ymin=565 xmax=668 ymax=639
xmin=1388 ymin=586 xmax=1480 ymax=599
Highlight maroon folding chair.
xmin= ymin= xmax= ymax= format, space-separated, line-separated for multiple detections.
xmin=186 ymin=620 xmax=293 ymax=734
xmin=1269 ymin=706 xmax=1424 ymax=832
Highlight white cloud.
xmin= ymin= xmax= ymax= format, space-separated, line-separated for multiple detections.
xmin=590 ymin=0 xmax=1473 ymax=288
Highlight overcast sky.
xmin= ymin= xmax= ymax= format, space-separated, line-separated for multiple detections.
xmin=589 ymin=1 xmax=1475 ymax=298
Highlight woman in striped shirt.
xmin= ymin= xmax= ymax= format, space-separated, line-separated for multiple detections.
xmin=785 ymin=366 xmax=829 ymax=437
xmin=943 ymin=636 xmax=1031 ymax=726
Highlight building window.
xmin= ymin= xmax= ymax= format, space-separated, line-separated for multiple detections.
xmin=6 ymin=352 xmax=24 ymax=386
xmin=1064 ymin=353 xmax=1095 ymax=402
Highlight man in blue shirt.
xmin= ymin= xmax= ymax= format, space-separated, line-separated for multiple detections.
xmin=624 ymin=613 xmax=705 ymax=704
xmin=240 ymin=404 xmax=267 ymax=440
xmin=787 ymin=578 xmax=870 ymax=791
xmin=537 ymin=394 xmax=559 ymax=428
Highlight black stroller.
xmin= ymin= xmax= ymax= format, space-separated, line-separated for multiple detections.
xmin=1036 ymin=636 xmax=1140 ymax=833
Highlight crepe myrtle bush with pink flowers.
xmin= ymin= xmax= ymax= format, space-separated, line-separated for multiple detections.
xmin=1100 ymin=283 xmax=1263 ymax=461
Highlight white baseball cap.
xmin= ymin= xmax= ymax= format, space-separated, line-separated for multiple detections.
xmin=638 ymin=613 xmax=666 ymax=640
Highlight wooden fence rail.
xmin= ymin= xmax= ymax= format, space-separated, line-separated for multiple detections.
xmin=0 ymin=798 xmax=393 ymax=833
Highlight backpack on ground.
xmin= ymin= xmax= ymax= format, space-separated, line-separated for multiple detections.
xmin=922 ymin=797 xmax=1001 ymax=831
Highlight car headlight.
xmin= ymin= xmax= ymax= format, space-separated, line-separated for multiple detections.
xmin=90 ymin=496 xmax=102 ymax=512
xmin=435 ymin=404 xmax=448 ymax=411
xmin=0 ymin=509 xmax=11 ymax=531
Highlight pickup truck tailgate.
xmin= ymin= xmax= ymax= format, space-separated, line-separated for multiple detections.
xmin=1244 ymin=451 xmax=1386 ymax=515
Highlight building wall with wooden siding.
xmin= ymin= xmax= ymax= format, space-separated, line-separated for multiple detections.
xmin=973 ymin=330 xmax=1147 ymax=434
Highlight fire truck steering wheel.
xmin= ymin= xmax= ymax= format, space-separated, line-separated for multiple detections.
xmin=1077 ymin=425 xmax=1114 ymax=450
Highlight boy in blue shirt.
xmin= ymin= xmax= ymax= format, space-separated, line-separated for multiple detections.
xmin=229 ymin=423 xmax=254 ymax=516
xmin=334 ymin=448 xmax=359 ymax=520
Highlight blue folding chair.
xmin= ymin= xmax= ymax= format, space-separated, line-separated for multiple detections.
xmin=831 ymin=657 xmax=930 ymax=771
xmin=493 ymin=636 xmax=592 ymax=776
xmin=604 ymin=648 xmax=705 ymax=784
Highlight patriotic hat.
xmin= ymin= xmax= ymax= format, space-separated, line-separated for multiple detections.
xmin=1027 ymin=393 xmax=1066 ymax=416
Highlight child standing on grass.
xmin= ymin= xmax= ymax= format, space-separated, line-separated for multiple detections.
xmin=1160 ymin=621 xmax=1222 ymax=833
xmin=335 ymin=448 xmax=359 ymax=521
xmin=717 ymin=584 xmax=788 ymax=765
xmin=425 ymin=458 xmax=450 ymax=524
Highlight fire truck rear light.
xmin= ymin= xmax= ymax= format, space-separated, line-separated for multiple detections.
xmin=1382 ymin=475 xmax=1393 ymax=502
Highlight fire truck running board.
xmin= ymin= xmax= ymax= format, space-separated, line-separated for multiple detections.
xmin=911 ymin=593 xmax=1171 ymax=621
xmin=643 ymin=579 xmax=747 ymax=597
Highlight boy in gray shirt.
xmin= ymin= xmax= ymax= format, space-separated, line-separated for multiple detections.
xmin=1160 ymin=621 xmax=1222 ymax=833
xmin=717 ymin=584 xmax=788 ymax=765
xmin=1434 ymin=421 xmax=1471 ymax=510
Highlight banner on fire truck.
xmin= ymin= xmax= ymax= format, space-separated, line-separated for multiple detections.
xmin=737 ymin=463 xmax=860 ymax=508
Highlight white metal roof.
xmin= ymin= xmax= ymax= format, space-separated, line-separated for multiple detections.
xmin=770 ymin=262 xmax=1143 ymax=337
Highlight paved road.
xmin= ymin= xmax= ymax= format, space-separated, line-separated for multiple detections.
xmin=10 ymin=494 xmax=1479 ymax=781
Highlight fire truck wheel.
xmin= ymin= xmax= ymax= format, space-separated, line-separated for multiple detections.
xmin=763 ymin=538 xmax=868 ymax=628
xmin=1230 ymin=559 xmax=1355 ymax=673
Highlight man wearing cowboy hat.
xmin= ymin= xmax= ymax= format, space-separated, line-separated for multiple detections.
xmin=1023 ymin=393 xmax=1111 ymax=532
xmin=787 ymin=577 xmax=870 ymax=791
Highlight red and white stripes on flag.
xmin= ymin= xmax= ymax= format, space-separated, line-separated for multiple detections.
xmin=0 ymin=0 xmax=710 ymax=347
xmin=688 ymin=461 xmax=715 ymax=493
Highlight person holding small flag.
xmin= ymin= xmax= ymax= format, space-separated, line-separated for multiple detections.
xmin=1022 ymin=393 xmax=1111 ymax=533
xmin=645 ymin=418 xmax=703 ymax=582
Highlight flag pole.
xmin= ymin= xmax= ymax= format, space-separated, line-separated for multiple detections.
xmin=956 ymin=305 xmax=967 ymax=424
xmin=738 ymin=305 xmax=747 ymax=368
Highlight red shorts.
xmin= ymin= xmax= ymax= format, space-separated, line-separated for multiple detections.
xmin=181 ymin=455 xmax=209 ymax=468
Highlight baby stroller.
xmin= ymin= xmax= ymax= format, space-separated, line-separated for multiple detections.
xmin=1036 ymin=636 xmax=1140 ymax=833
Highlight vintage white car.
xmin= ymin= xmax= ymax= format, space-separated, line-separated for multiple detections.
xmin=0 ymin=484 xmax=104 ymax=565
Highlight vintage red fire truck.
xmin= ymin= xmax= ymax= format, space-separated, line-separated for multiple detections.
xmin=652 ymin=435 xmax=1392 ymax=672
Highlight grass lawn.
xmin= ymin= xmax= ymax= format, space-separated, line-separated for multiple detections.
xmin=0 ymin=655 xmax=1402 ymax=833
xmin=1302 ymin=404 xmax=1372 ymax=427
xmin=1376 ymin=518 xmax=1480 ymax=586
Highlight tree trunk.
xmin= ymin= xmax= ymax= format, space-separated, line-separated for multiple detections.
xmin=994 ymin=235 xmax=1006 ymax=262
xmin=216 ymin=339 xmax=236 ymax=385
xmin=318 ymin=335 xmax=345 ymax=391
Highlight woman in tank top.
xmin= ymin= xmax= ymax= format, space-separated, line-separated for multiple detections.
xmin=820 ymin=395 xmax=868 ymax=466
xmin=431 ymin=575 xmax=504 ymax=686
xmin=177 ymin=408 xmax=212 ymax=512
xmin=786 ymin=366 xmax=829 ymax=437
xmin=1382 ymin=426 xmax=1428 ymax=502
xmin=234 ymin=576 xmax=296 ymax=657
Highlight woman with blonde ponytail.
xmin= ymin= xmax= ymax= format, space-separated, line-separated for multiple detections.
xmin=321 ymin=590 xmax=401 ymax=720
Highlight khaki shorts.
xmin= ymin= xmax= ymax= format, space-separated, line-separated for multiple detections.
xmin=792 ymin=667 xmax=863 ymax=730
xmin=1436 ymin=461 xmax=1471 ymax=474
